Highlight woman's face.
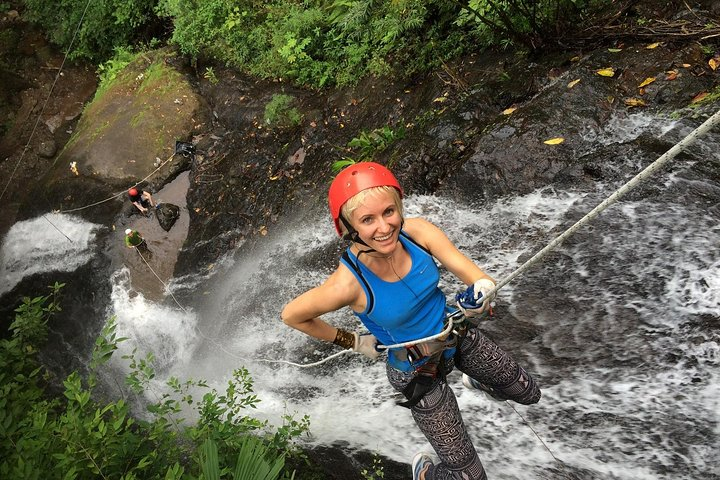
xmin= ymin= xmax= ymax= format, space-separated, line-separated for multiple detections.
xmin=350 ymin=190 xmax=402 ymax=254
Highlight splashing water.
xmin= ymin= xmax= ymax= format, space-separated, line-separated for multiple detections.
xmin=0 ymin=213 xmax=101 ymax=295
xmin=6 ymin=113 xmax=718 ymax=479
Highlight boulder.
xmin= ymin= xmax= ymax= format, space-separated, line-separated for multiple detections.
xmin=156 ymin=203 xmax=180 ymax=231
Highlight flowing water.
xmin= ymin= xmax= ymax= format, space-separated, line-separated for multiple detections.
xmin=1 ymin=113 xmax=718 ymax=479
xmin=0 ymin=213 xmax=102 ymax=295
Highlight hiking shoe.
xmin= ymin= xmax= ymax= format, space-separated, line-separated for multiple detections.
xmin=462 ymin=374 xmax=507 ymax=402
xmin=412 ymin=452 xmax=433 ymax=480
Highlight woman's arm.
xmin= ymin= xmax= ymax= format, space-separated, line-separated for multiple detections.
xmin=404 ymin=218 xmax=495 ymax=286
xmin=280 ymin=265 xmax=359 ymax=341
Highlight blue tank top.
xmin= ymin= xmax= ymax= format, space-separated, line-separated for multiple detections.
xmin=340 ymin=231 xmax=447 ymax=348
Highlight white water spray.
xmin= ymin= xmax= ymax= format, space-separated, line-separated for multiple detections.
xmin=0 ymin=213 xmax=101 ymax=295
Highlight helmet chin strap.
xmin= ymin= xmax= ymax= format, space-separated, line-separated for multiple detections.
xmin=339 ymin=215 xmax=405 ymax=253
xmin=340 ymin=215 xmax=374 ymax=250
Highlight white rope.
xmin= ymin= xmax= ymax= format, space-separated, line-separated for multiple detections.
xmin=133 ymin=246 xmax=347 ymax=368
xmin=255 ymin=349 xmax=354 ymax=368
xmin=59 ymin=153 xmax=176 ymax=213
xmin=42 ymin=214 xmax=73 ymax=242
xmin=378 ymin=108 xmax=720 ymax=349
xmin=489 ymin=108 xmax=720 ymax=295
xmin=137 ymin=108 xmax=720 ymax=362
xmin=376 ymin=311 xmax=464 ymax=350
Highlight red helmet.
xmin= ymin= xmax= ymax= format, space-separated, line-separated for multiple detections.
xmin=328 ymin=162 xmax=402 ymax=236
xmin=128 ymin=188 xmax=138 ymax=197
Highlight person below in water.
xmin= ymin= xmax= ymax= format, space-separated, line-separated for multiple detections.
xmin=124 ymin=228 xmax=150 ymax=254
xmin=281 ymin=162 xmax=541 ymax=480
xmin=127 ymin=187 xmax=155 ymax=215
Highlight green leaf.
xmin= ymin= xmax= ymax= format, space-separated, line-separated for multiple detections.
xmin=232 ymin=435 xmax=285 ymax=480
xmin=200 ymin=438 xmax=220 ymax=480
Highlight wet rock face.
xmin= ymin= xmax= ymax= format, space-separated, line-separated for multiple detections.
xmin=0 ymin=13 xmax=97 ymax=234
xmin=439 ymin=42 xmax=720 ymax=203
xmin=171 ymin=37 xmax=720 ymax=274
xmin=54 ymin=49 xmax=205 ymax=185
xmin=4 ymin=3 xmax=720 ymax=279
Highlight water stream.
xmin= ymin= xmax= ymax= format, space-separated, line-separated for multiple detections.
xmin=1 ymin=113 xmax=718 ymax=479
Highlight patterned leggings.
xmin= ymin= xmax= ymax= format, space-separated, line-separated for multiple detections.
xmin=386 ymin=327 xmax=541 ymax=480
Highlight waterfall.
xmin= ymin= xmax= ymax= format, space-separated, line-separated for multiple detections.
xmin=3 ymin=112 xmax=718 ymax=479
xmin=0 ymin=213 xmax=101 ymax=295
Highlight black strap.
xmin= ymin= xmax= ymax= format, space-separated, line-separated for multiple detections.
xmin=397 ymin=354 xmax=446 ymax=409
xmin=340 ymin=215 xmax=372 ymax=247
xmin=341 ymin=251 xmax=375 ymax=313
xmin=398 ymin=375 xmax=436 ymax=409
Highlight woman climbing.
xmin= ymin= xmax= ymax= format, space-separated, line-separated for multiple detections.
xmin=280 ymin=162 xmax=541 ymax=480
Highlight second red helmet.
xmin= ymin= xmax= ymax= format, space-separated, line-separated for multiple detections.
xmin=128 ymin=188 xmax=138 ymax=197
xmin=328 ymin=162 xmax=402 ymax=236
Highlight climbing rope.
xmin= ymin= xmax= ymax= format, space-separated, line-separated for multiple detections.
xmin=487 ymin=108 xmax=720 ymax=297
xmin=384 ymin=107 xmax=720 ymax=350
xmin=0 ymin=0 xmax=93 ymax=204
xmin=131 ymin=247 xmax=352 ymax=368
xmin=125 ymin=108 xmax=720 ymax=367
xmin=42 ymin=214 xmax=73 ymax=243
xmin=58 ymin=153 xmax=177 ymax=213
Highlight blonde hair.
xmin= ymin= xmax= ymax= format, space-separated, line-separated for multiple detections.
xmin=339 ymin=185 xmax=403 ymax=235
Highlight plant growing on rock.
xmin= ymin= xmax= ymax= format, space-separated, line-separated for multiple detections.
xmin=264 ymin=94 xmax=303 ymax=128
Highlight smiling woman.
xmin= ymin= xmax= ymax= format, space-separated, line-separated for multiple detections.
xmin=280 ymin=162 xmax=541 ymax=480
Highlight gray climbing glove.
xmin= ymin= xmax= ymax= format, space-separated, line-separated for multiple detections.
xmin=456 ymin=278 xmax=496 ymax=317
xmin=353 ymin=333 xmax=380 ymax=360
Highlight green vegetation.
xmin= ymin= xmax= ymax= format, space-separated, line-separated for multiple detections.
xmin=346 ymin=125 xmax=406 ymax=162
xmin=264 ymin=94 xmax=302 ymax=128
xmin=332 ymin=125 xmax=406 ymax=171
xmin=22 ymin=0 xmax=614 ymax=88
xmin=1 ymin=285 xmax=309 ymax=479
xmin=690 ymin=85 xmax=720 ymax=107
xmin=204 ymin=66 xmax=219 ymax=85
xmin=22 ymin=0 xmax=162 ymax=63
xmin=360 ymin=453 xmax=385 ymax=480
xmin=95 ymin=46 xmax=140 ymax=98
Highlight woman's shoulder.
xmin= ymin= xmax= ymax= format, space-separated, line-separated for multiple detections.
xmin=403 ymin=217 xmax=440 ymax=239
xmin=325 ymin=258 xmax=365 ymax=307
xmin=403 ymin=216 xmax=434 ymax=231
xmin=402 ymin=217 xmax=452 ymax=253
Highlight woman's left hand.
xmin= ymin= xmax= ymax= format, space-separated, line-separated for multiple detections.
xmin=456 ymin=278 xmax=496 ymax=317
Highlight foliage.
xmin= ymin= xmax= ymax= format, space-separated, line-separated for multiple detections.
xmin=331 ymin=158 xmax=358 ymax=173
xmin=264 ymin=94 xmax=302 ymax=128
xmin=360 ymin=453 xmax=384 ymax=480
xmin=200 ymin=436 xmax=288 ymax=480
xmin=0 ymin=286 xmax=309 ymax=479
xmin=204 ymin=66 xmax=219 ymax=84
xmin=22 ymin=0 xmax=612 ymax=87
xmin=689 ymin=85 xmax=720 ymax=107
xmin=22 ymin=0 xmax=162 ymax=63
xmin=454 ymin=0 xmax=608 ymax=51
xmin=347 ymin=125 xmax=405 ymax=160
xmin=331 ymin=124 xmax=405 ymax=172
xmin=95 ymin=46 xmax=139 ymax=97
xmin=154 ymin=0 xmax=611 ymax=87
